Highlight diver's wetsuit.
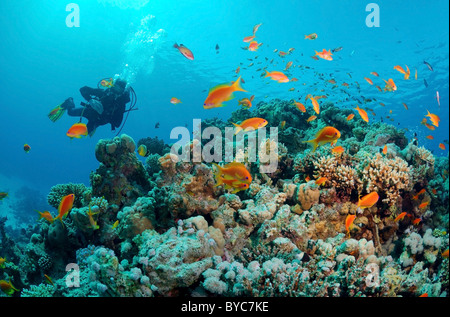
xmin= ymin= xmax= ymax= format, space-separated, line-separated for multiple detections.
xmin=62 ymin=81 xmax=131 ymax=134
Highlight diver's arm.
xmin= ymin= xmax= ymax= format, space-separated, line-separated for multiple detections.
xmin=80 ymin=86 xmax=104 ymax=101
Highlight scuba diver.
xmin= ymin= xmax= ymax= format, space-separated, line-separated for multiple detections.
xmin=48 ymin=78 xmax=137 ymax=136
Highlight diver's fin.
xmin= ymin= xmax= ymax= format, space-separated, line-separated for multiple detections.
xmin=48 ymin=104 xmax=66 ymax=122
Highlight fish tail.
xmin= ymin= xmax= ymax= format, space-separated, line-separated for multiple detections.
xmin=303 ymin=139 xmax=318 ymax=152
xmin=58 ymin=217 xmax=65 ymax=228
xmin=212 ymin=163 xmax=223 ymax=186
xmin=232 ymin=76 xmax=247 ymax=92
xmin=232 ymin=122 xmax=242 ymax=135
xmin=264 ymin=70 xmax=270 ymax=77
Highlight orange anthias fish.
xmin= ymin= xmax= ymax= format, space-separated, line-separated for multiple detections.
xmin=173 ymin=43 xmax=194 ymax=60
xmin=212 ymin=162 xmax=252 ymax=194
xmin=354 ymin=105 xmax=369 ymax=122
xmin=23 ymin=144 xmax=31 ymax=153
xmin=370 ymin=72 xmax=379 ymax=77
xmin=170 ymin=97 xmax=182 ymax=104
xmin=304 ymin=33 xmax=318 ymax=40
xmin=418 ymin=201 xmax=430 ymax=209
xmin=425 ymin=110 xmax=440 ymax=127
xmin=439 ymin=143 xmax=446 ymax=150
xmin=54 ymin=193 xmax=75 ymax=226
xmin=422 ymin=120 xmax=436 ymax=131
xmin=357 ymin=192 xmax=379 ymax=209
xmin=67 ymin=123 xmax=88 ymax=139
xmin=346 ymin=114 xmax=355 ymax=121
xmin=294 ymin=101 xmax=306 ymax=112
xmin=0 ymin=279 xmax=19 ymax=296
xmin=345 ymin=214 xmax=356 ymax=237
xmin=100 ymin=78 xmax=114 ymax=88
xmin=314 ymin=49 xmax=333 ymax=61
xmin=310 ymin=96 xmax=320 ymax=114
xmin=306 ymin=115 xmax=317 ymax=122
xmin=243 ymin=35 xmax=255 ymax=42
xmin=364 ymin=77 xmax=374 ymax=85
xmin=383 ymin=78 xmax=397 ymax=91
xmin=402 ymin=103 xmax=409 ymax=110
xmin=37 ymin=210 xmax=54 ymax=224
xmin=303 ymin=126 xmax=341 ymax=152
xmin=331 ymin=146 xmax=345 ymax=154
xmin=394 ymin=212 xmax=407 ymax=222
xmin=248 ymin=41 xmax=263 ymax=52
xmin=394 ymin=65 xmax=410 ymax=80
xmin=232 ymin=117 xmax=268 ymax=135
xmin=412 ymin=218 xmax=422 ymax=225
xmin=238 ymin=95 xmax=255 ymax=108
xmin=412 ymin=188 xmax=426 ymax=200
xmin=203 ymin=76 xmax=247 ymax=109
xmin=382 ymin=145 xmax=388 ymax=155
xmin=264 ymin=70 xmax=289 ymax=83
xmin=315 ymin=177 xmax=328 ymax=186
xmin=442 ymin=249 xmax=449 ymax=258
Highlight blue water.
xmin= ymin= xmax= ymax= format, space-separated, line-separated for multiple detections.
xmin=0 ymin=0 xmax=448 ymax=226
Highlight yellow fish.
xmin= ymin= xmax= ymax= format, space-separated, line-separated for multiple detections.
xmin=137 ymin=144 xmax=148 ymax=157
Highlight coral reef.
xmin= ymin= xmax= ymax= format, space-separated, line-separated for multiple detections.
xmin=2 ymin=100 xmax=448 ymax=299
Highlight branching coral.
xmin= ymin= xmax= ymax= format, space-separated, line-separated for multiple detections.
xmin=47 ymin=183 xmax=89 ymax=209
xmin=313 ymin=155 xmax=362 ymax=196
xmin=359 ymin=153 xmax=412 ymax=206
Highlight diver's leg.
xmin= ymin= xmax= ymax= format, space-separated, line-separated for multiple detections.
xmin=86 ymin=120 xmax=98 ymax=136
xmin=67 ymin=107 xmax=84 ymax=117
xmin=61 ymin=97 xmax=75 ymax=109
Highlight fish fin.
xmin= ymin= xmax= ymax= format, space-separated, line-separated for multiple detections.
xmin=303 ymin=139 xmax=318 ymax=152
xmin=208 ymin=83 xmax=230 ymax=93
xmin=232 ymin=122 xmax=242 ymax=135
xmin=232 ymin=76 xmax=247 ymax=92
xmin=225 ymin=93 xmax=235 ymax=101
xmin=173 ymin=43 xmax=179 ymax=49
xmin=212 ymin=163 xmax=223 ymax=185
